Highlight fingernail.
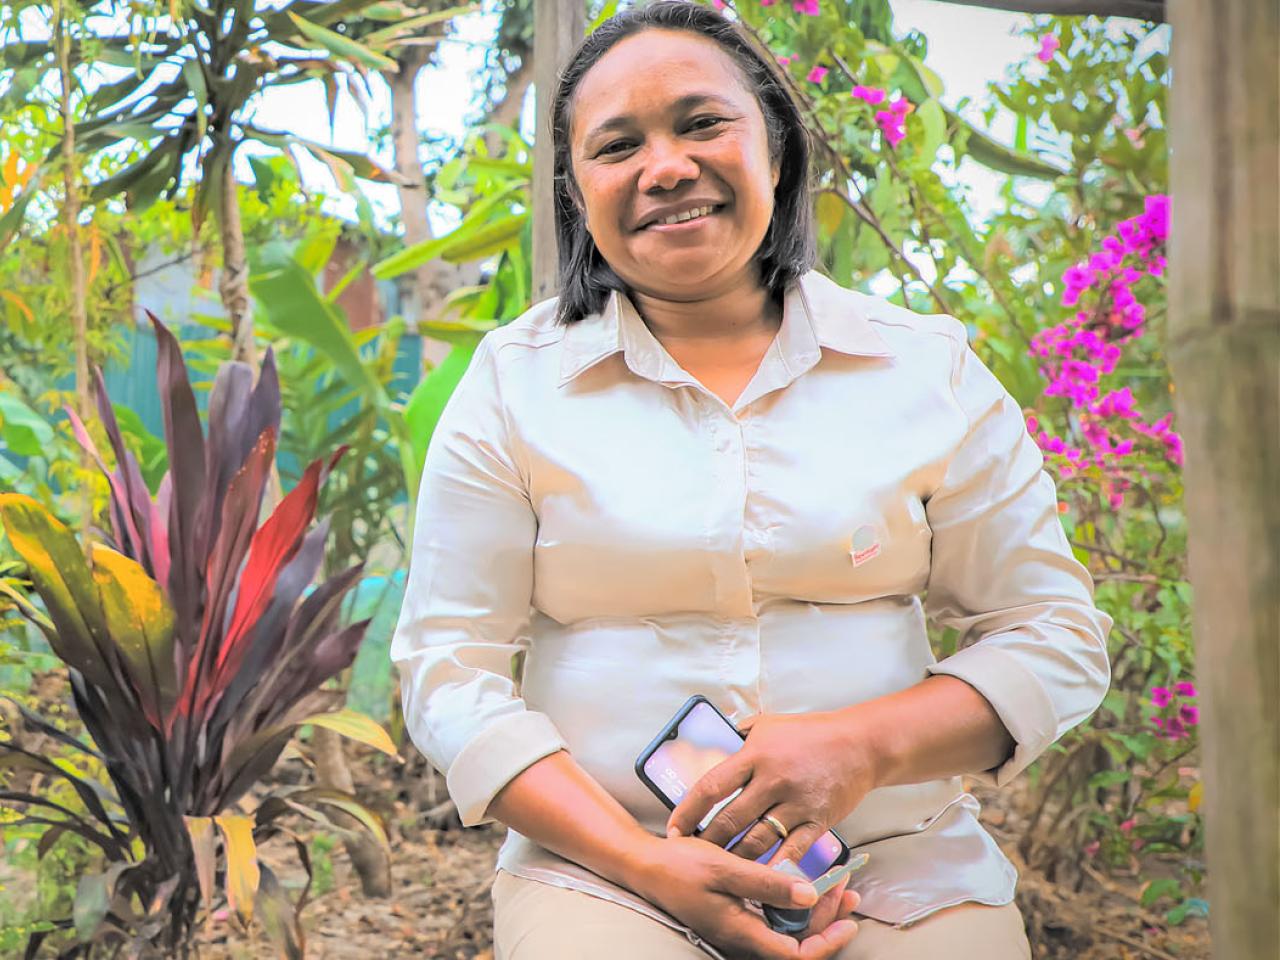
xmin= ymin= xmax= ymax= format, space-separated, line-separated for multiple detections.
xmin=667 ymin=825 xmax=680 ymax=838
xmin=792 ymin=883 xmax=818 ymax=906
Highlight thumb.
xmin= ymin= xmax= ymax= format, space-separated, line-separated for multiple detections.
xmin=738 ymin=713 xmax=759 ymax=733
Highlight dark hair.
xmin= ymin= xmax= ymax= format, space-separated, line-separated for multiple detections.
xmin=550 ymin=0 xmax=816 ymax=326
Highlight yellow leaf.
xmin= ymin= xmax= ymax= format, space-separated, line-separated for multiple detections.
xmin=87 ymin=224 xmax=102 ymax=285
xmin=214 ymin=814 xmax=260 ymax=926
xmin=815 ymin=191 xmax=845 ymax=237
xmin=301 ymin=708 xmax=397 ymax=757
xmin=1188 ymin=780 xmax=1203 ymax=813
xmin=0 ymin=290 xmax=34 ymax=324
xmin=183 ymin=816 xmax=217 ymax=917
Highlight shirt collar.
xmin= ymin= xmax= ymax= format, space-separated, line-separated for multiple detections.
xmin=557 ymin=269 xmax=894 ymax=388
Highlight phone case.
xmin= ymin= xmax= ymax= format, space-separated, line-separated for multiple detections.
xmin=634 ymin=694 xmax=852 ymax=871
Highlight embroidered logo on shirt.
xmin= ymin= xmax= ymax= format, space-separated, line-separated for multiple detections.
xmin=849 ymin=524 xmax=881 ymax=566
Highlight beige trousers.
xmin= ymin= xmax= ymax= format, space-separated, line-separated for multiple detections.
xmin=492 ymin=869 xmax=1032 ymax=959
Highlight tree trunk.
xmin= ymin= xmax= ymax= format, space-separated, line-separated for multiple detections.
xmin=218 ymin=160 xmax=255 ymax=366
xmin=1167 ymin=3 xmax=1279 ymax=958
xmin=531 ymin=0 xmax=585 ymax=303
xmin=55 ymin=1 xmax=91 ymax=555
xmin=312 ymin=726 xmax=393 ymax=897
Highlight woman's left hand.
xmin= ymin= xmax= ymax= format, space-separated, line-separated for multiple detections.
xmin=665 ymin=709 xmax=879 ymax=868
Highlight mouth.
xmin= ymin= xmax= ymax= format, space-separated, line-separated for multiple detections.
xmin=639 ymin=203 xmax=728 ymax=232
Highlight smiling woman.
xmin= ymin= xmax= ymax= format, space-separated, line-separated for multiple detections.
xmin=391 ymin=2 xmax=1110 ymax=959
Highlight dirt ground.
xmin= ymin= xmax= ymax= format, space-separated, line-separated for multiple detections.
xmin=191 ymin=753 xmax=1211 ymax=960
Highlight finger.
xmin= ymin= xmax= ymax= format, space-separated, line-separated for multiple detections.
xmin=713 ymin=855 xmax=819 ymax=912
xmin=666 ymin=754 xmax=754 ymax=839
xmin=701 ymin=781 xmax=780 ymax=850
xmin=761 ymin=819 xmax=828 ymax=875
xmin=797 ymin=917 xmax=859 ymax=959
xmin=715 ymin=900 xmax=821 ymax=960
xmin=725 ymin=817 xmax=789 ymax=863
xmin=801 ymin=877 xmax=848 ymax=940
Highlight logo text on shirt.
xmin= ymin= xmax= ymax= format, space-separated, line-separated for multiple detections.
xmin=849 ymin=524 xmax=882 ymax=566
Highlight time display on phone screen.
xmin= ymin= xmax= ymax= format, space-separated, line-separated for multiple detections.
xmin=641 ymin=700 xmax=846 ymax=881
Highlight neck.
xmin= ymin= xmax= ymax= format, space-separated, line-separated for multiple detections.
xmin=627 ymin=271 xmax=781 ymax=347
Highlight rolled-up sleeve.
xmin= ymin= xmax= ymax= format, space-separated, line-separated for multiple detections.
xmin=923 ymin=331 xmax=1113 ymax=787
xmin=390 ymin=334 xmax=567 ymax=827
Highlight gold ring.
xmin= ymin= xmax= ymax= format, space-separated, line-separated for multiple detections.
xmin=761 ymin=813 xmax=789 ymax=840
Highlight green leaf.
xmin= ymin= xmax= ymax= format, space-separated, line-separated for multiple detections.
xmin=362 ymin=3 xmax=480 ymax=46
xmin=90 ymin=545 xmax=178 ymax=732
xmin=255 ymin=864 xmax=305 ymax=960
xmin=73 ymin=872 xmax=110 ymax=942
xmin=403 ymin=334 xmax=483 ymax=478
xmin=0 ymin=495 xmax=114 ymax=691
xmin=287 ymin=13 xmax=397 ymax=71
xmin=1087 ymin=769 xmax=1130 ymax=790
xmin=0 ymin=392 xmax=54 ymax=457
xmin=372 ymin=183 xmax=526 ymax=279
xmin=299 ymin=707 xmax=397 ymax=756
xmin=248 ymin=254 xmax=386 ymax=410
xmin=947 ymin=106 xmax=1066 ymax=180
xmin=1141 ymin=877 xmax=1181 ymax=907
xmin=915 ymin=99 xmax=946 ymax=165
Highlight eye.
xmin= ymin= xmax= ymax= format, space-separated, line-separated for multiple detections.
xmin=598 ymin=140 xmax=634 ymax=156
xmin=688 ymin=116 xmax=726 ymax=132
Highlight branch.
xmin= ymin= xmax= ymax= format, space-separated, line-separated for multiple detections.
xmin=929 ymin=0 xmax=1165 ymax=22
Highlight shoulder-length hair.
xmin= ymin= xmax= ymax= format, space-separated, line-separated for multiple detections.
xmin=550 ymin=0 xmax=817 ymax=326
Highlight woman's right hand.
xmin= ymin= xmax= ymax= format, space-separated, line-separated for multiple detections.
xmin=627 ymin=835 xmax=860 ymax=960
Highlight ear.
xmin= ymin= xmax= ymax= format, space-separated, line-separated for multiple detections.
xmin=770 ymin=160 xmax=781 ymax=191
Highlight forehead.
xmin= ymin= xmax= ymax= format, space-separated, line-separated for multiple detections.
xmin=571 ymin=30 xmax=756 ymax=143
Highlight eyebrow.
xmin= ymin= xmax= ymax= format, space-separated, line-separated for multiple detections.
xmin=582 ymin=93 xmax=739 ymax=148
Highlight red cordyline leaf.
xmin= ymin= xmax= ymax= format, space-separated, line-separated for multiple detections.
xmin=170 ymin=427 xmax=278 ymax=735
xmin=184 ymin=446 xmax=346 ymax=721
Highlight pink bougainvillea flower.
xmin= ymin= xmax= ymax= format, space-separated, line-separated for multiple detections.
xmin=1175 ymin=680 xmax=1198 ymax=698
xmin=1165 ymin=716 xmax=1187 ymax=739
xmin=1150 ymin=686 xmax=1173 ymax=708
xmin=1179 ymin=704 xmax=1201 ymax=726
xmin=1084 ymin=840 xmax=1101 ymax=857
xmin=793 ymin=0 xmax=820 ymax=14
xmin=1119 ymin=818 xmax=1136 ymax=833
xmin=807 ymin=64 xmax=829 ymax=83
xmin=1037 ymin=34 xmax=1060 ymax=63
xmin=776 ymin=54 xmax=795 ymax=66
xmin=851 ymin=85 xmax=886 ymax=105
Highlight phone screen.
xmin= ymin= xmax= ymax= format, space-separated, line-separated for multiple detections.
xmin=641 ymin=700 xmax=847 ymax=881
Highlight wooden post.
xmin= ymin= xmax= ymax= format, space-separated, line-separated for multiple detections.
xmin=532 ymin=0 xmax=585 ymax=304
xmin=1167 ymin=3 xmax=1279 ymax=958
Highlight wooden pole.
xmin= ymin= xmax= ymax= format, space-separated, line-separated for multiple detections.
xmin=1167 ymin=2 xmax=1279 ymax=957
xmin=532 ymin=0 xmax=585 ymax=304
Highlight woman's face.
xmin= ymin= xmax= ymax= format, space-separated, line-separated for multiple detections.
xmin=568 ymin=29 xmax=781 ymax=299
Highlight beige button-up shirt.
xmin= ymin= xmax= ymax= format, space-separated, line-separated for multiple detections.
xmin=391 ymin=269 xmax=1112 ymax=952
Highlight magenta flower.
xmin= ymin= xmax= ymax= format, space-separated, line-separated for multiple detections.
xmin=1150 ymin=686 xmax=1172 ymax=708
xmin=776 ymin=54 xmax=795 ymax=66
xmin=807 ymin=65 xmax=829 ymax=83
xmin=1084 ymin=840 xmax=1101 ymax=857
xmin=792 ymin=0 xmax=820 ymax=14
xmin=1037 ymin=34 xmax=1060 ymax=63
xmin=1179 ymin=704 xmax=1200 ymax=726
xmin=1175 ymin=680 xmax=1198 ymax=698
xmin=1119 ymin=818 xmax=1136 ymax=833
xmin=851 ymin=85 xmax=886 ymax=105
xmin=1165 ymin=716 xmax=1187 ymax=739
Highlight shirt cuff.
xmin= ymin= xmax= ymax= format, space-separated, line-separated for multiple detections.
xmin=925 ymin=638 xmax=1058 ymax=788
xmin=445 ymin=710 xmax=569 ymax=827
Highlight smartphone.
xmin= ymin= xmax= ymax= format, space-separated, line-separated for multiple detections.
xmin=635 ymin=695 xmax=852 ymax=882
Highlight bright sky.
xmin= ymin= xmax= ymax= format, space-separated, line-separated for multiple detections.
xmin=240 ymin=0 xmax=1045 ymax=240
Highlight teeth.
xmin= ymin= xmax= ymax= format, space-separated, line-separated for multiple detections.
xmin=656 ymin=204 xmax=716 ymax=226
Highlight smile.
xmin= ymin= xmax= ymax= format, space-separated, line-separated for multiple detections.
xmin=641 ymin=204 xmax=727 ymax=231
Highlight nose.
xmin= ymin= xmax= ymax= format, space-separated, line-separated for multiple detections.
xmin=637 ymin=135 xmax=700 ymax=193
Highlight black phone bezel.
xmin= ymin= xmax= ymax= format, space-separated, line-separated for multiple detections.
xmin=633 ymin=694 xmax=852 ymax=870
